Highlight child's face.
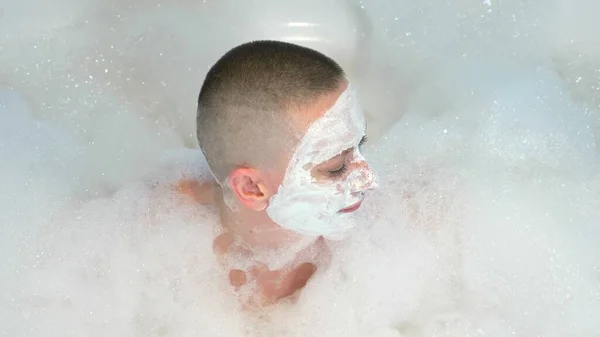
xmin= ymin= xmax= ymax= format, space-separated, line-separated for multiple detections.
xmin=266 ymin=82 xmax=378 ymax=239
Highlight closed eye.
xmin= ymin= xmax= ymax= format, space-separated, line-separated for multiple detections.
xmin=328 ymin=164 xmax=348 ymax=177
xmin=359 ymin=135 xmax=368 ymax=148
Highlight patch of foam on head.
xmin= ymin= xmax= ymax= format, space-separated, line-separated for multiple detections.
xmin=267 ymin=83 xmax=377 ymax=240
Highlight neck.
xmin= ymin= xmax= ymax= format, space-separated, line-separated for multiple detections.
xmin=214 ymin=187 xmax=319 ymax=267
xmin=216 ymin=196 xmax=301 ymax=248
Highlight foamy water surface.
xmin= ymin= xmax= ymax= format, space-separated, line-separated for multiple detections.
xmin=1 ymin=0 xmax=599 ymax=336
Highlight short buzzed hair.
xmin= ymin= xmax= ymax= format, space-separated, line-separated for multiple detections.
xmin=197 ymin=40 xmax=345 ymax=182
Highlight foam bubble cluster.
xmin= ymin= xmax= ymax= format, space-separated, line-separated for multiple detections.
xmin=1 ymin=0 xmax=599 ymax=336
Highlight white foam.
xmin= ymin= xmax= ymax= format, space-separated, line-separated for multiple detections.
xmin=1 ymin=0 xmax=599 ymax=336
xmin=267 ymin=85 xmax=377 ymax=239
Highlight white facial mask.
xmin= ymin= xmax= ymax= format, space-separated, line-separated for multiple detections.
xmin=266 ymin=84 xmax=378 ymax=240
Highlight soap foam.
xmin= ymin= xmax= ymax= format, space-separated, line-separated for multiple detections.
xmin=1 ymin=0 xmax=599 ymax=336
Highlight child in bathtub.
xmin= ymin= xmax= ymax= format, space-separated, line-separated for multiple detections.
xmin=177 ymin=40 xmax=378 ymax=308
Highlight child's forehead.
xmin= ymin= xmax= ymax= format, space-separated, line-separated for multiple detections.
xmin=290 ymin=84 xmax=366 ymax=165
xmin=307 ymin=86 xmax=364 ymax=137
xmin=295 ymin=83 xmax=364 ymax=135
xmin=288 ymin=82 xmax=350 ymax=129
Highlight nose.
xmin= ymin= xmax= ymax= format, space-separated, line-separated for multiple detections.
xmin=347 ymin=160 xmax=378 ymax=192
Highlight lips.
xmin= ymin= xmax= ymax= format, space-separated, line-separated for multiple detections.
xmin=339 ymin=200 xmax=363 ymax=213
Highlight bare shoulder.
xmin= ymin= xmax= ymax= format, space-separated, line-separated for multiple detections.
xmin=212 ymin=232 xmax=329 ymax=308
xmin=175 ymin=178 xmax=219 ymax=205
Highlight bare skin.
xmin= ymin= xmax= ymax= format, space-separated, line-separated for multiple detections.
xmin=176 ymin=80 xmax=372 ymax=307
xmin=177 ymin=178 xmax=331 ymax=307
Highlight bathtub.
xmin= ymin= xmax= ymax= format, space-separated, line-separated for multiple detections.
xmin=1 ymin=0 xmax=599 ymax=336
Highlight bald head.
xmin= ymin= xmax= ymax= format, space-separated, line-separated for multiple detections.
xmin=196 ymin=40 xmax=346 ymax=182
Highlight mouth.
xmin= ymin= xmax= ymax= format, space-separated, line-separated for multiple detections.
xmin=338 ymin=200 xmax=363 ymax=213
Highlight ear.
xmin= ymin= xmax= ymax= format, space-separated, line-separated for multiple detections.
xmin=228 ymin=167 xmax=270 ymax=211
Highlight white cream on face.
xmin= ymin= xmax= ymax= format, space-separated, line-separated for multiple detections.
xmin=266 ymin=84 xmax=378 ymax=240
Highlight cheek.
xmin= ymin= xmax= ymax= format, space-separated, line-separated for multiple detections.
xmin=299 ymin=179 xmax=346 ymax=199
xmin=315 ymin=181 xmax=348 ymax=199
xmin=265 ymin=169 xmax=287 ymax=197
